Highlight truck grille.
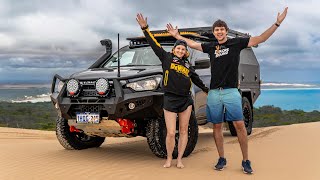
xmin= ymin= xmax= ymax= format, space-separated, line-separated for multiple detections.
xmin=69 ymin=104 xmax=104 ymax=113
xmin=80 ymin=105 xmax=103 ymax=112
xmin=67 ymin=104 xmax=106 ymax=118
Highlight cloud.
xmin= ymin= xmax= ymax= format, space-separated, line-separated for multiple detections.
xmin=0 ymin=0 xmax=319 ymax=83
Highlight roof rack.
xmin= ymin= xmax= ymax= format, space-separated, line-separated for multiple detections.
xmin=151 ymin=26 xmax=250 ymax=38
xmin=128 ymin=26 xmax=250 ymax=47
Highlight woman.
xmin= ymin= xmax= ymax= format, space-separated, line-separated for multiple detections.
xmin=136 ymin=13 xmax=208 ymax=168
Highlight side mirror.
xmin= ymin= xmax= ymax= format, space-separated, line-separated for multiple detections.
xmin=100 ymin=39 xmax=112 ymax=53
xmin=194 ymin=58 xmax=210 ymax=69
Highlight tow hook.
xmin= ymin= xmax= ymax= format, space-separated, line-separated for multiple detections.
xmin=70 ymin=126 xmax=81 ymax=133
xmin=117 ymin=118 xmax=135 ymax=134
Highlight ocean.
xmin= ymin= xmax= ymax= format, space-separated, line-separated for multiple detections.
xmin=0 ymin=84 xmax=51 ymax=103
xmin=255 ymin=88 xmax=320 ymax=112
xmin=0 ymin=83 xmax=319 ymax=112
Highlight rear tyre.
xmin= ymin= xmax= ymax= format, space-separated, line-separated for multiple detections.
xmin=56 ymin=117 xmax=105 ymax=150
xmin=228 ymin=97 xmax=253 ymax=136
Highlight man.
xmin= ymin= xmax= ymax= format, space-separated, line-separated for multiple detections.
xmin=167 ymin=7 xmax=288 ymax=174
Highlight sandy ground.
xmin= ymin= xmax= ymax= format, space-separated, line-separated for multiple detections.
xmin=0 ymin=122 xmax=320 ymax=180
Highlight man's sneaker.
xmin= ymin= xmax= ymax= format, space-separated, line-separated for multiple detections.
xmin=242 ymin=160 xmax=253 ymax=174
xmin=214 ymin=157 xmax=227 ymax=171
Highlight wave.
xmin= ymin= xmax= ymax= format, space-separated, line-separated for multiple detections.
xmin=0 ymin=84 xmax=51 ymax=89
xmin=262 ymin=88 xmax=320 ymax=91
xmin=262 ymin=83 xmax=317 ymax=87
xmin=11 ymin=93 xmax=51 ymax=103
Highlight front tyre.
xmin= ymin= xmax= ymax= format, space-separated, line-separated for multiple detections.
xmin=56 ymin=117 xmax=105 ymax=150
xmin=146 ymin=110 xmax=198 ymax=158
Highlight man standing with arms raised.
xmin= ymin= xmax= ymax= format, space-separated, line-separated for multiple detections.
xmin=167 ymin=7 xmax=288 ymax=174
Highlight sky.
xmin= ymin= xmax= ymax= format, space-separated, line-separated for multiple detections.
xmin=0 ymin=0 xmax=319 ymax=84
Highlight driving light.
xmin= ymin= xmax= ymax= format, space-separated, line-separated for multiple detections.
xmin=126 ymin=76 xmax=162 ymax=91
xmin=128 ymin=102 xmax=136 ymax=110
xmin=67 ymin=79 xmax=80 ymax=96
xmin=95 ymin=78 xmax=109 ymax=95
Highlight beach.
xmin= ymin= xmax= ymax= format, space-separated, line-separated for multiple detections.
xmin=0 ymin=122 xmax=319 ymax=180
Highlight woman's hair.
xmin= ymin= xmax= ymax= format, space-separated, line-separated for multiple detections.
xmin=212 ymin=19 xmax=229 ymax=31
xmin=174 ymin=39 xmax=188 ymax=49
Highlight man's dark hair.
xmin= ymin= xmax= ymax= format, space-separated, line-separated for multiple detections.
xmin=212 ymin=19 xmax=229 ymax=31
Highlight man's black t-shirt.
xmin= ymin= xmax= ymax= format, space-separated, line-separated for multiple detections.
xmin=201 ymin=38 xmax=249 ymax=89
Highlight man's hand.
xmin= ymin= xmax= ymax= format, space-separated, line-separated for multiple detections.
xmin=136 ymin=13 xmax=148 ymax=29
xmin=276 ymin=7 xmax=288 ymax=24
xmin=166 ymin=23 xmax=179 ymax=38
xmin=248 ymin=7 xmax=288 ymax=47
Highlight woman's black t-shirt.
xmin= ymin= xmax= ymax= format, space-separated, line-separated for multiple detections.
xmin=142 ymin=27 xmax=209 ymax=96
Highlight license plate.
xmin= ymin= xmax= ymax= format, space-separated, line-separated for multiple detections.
xmin=76 ymin=112 xmax=100 ymax=123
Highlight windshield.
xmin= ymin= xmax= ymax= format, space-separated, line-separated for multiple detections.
xmin=103 ymin=46 xmax=172 ymax=67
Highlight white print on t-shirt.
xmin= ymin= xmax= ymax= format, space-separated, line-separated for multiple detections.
xmin=172 ymin=57 xmax=180 ymax=64
xmin=215 ymin=48 xmax=229 ymax=58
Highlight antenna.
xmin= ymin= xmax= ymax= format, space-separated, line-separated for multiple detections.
xmin=117 ymin=33 xmax=120 ymax=77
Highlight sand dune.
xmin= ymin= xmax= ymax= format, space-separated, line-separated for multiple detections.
xmin=0 ymin=122 xmax=319 ymax=180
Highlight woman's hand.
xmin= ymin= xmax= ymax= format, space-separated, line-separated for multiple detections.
xmin=136 ymin=13 xmax=148 ymax=29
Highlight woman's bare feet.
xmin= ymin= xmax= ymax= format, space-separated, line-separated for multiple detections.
xmin=176 ymin=160 xmax=184 ymax=169
xmin=163 ymin=158 xmax=172 ymax=168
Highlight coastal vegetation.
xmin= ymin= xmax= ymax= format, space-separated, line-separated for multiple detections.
xmin=0 ymin=102 xmax=319 ymax=131
xmin=253 ymin=105 xmax=320 ymax=127
xmin=0 ymin=102 xmax=56 ymax=131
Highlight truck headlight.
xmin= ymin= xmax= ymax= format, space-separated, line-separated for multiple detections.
xmin=95 ymin=78 xmax=109 ymax=95
xmin=67 ymin=79 xmax=80 ymax=96
xmin=126 ymin=76 xmax=162 ymax=91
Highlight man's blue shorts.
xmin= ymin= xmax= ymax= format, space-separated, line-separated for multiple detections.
xmin=206 ymin=88 xmax=243 ymax=124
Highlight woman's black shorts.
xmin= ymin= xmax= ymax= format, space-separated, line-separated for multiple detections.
xmin=163 ymin=93 xmax=194 ymax=113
